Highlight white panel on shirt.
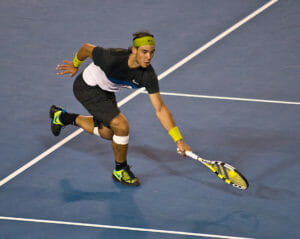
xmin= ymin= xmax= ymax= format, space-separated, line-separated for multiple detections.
xmin=82 ymin=62 xmax=130 ymax=92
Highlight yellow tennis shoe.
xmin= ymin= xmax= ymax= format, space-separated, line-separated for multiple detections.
xmin=49 ymin=105 xmax=65 ymax=136
xmin=112 ymin=166 xmax=140 ymax=186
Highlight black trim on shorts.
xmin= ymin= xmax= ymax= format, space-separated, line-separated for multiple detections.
xmin=73 ymin=73 xmax=120 ymax=127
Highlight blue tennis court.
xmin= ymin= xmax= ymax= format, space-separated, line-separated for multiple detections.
xmin=0 ymin=0 xmax=299 ymax=238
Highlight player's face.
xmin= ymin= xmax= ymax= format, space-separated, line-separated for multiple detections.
xmin=135 ymin=45 xmax=155 ymax=68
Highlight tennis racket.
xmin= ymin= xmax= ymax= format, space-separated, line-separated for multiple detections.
xmin=179 ymin=150 xmax=249 ymax=190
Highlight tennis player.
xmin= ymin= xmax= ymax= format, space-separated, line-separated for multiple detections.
xmin=52 ymin=31 xmax=191 ymax=186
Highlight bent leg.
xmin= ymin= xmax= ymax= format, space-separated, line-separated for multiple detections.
xmin=75 ymin=115 xmax=94 ymax=133
xmin=110 ymin=113 xmax=129 ymax=164
xmin=75 ymin=115 xmax=113 ymax=140
xmin=110 ymin=113 xmax=139 ymax=186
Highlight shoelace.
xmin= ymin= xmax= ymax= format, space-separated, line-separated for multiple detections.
xmin=123 ymin=165 xmax=136 ymax=179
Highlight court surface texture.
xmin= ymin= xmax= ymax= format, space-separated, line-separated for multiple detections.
xmin=0 ymin=0 xmax=299 ymax=238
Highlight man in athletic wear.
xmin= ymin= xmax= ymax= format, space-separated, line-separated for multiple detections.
xmin=52 ymin=31 xmax=191 ymax=186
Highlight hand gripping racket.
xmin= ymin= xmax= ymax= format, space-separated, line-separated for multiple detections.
xmin=179 ymin=150 xmax=249 ymax=190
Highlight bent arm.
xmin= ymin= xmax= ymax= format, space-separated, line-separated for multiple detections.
xmin=76 ymin=43 xmax=96 ymax=61
xmin=56 ymin=43 xmax=96 ymax=77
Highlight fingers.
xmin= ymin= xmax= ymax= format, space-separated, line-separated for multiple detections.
xmin=56 ymin=60 xmax=73 ymax=70
xmin=56 ymin=70 xmax=77 ymax=76
xmin=56 ymin=63 xmax=69 ymax=75
xmin=56 ymin=70 xmax=70 ymax=76
xmin=176 ymin=141 xmax=192 ymax=157
xmin=56 ymin=64 xmax=68 ymax=71
xmin=56 ymin=60 xmax=78 ymax=77
xmin=180 ymin=149 xmax=186 ymax=156
xmin=177 ymin=147 xmax=186 ymax=156
xmin=56 ymin=71 xmax=65 ymax=75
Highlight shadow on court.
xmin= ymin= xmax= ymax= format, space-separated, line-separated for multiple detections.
xmin=60 ymin=179 xmax=149 ymax=239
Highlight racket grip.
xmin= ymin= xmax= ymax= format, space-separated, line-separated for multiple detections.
xmin=185 ymin=151 xmax=198 ymax=160
xmin=177 ymin=148 xmax=198 ymax=160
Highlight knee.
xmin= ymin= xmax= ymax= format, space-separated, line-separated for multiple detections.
xmin=110 ymin=114 xmax=129 ymax=136
xmin=115 ymin=120 xmax=129 ymax=136
xmin=98 ymin=127 xmax=113 ymax=140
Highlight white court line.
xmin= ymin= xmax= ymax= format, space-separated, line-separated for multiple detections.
xmin=0 ymin=0 xmax=278 ymax=189
xmin=0 ymin=216 xmax=255 ymax=239
xmin=146 ymin=91 xmax=300 ymax=105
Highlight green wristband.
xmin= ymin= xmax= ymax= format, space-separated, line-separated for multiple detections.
xmin=73 ymin=53 xmax=84 ymax=68
xmin=168 ymin=126 xmax=183 ymax=143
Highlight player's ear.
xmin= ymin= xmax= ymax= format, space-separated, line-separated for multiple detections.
xmin=131 ymin=46 xmax=138 ymax=54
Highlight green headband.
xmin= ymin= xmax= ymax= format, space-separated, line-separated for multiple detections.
xmin=133 ymin=36 xmax=155 ymax=47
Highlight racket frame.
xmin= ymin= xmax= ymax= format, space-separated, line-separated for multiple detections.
xmin=184 ymin=150 xmax=249 ymax=190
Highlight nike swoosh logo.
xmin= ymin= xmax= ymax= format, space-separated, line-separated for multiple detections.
xmin=53 ymin=112 xmax=62 ymax=125
xmin=54 ymin=116 xmax=59 ymax=124
xmin=132 ymin=79 xmax=139 ymax=85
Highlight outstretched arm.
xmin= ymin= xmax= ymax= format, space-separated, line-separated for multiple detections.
xmin=56 ymin=43 xmax=96 ymax=77
xmin=149 ymin=92 xmax=191 ymax=156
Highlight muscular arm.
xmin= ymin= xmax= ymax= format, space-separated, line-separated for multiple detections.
xmin=56 ymin=43 xmax=96 ymax=77
xmin=149 ymin=92 xmax=191 ymax=155
xmin=76 ymin=43 xmax=96 ymax=61
xmin=149 ymin=92 xmax=176 ymax=131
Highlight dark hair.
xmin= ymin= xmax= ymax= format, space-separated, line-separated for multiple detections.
xmin=132 ymin=31 xmax=154 ymax=41
xmin=129 ymin=31 xmax=154 ymax=51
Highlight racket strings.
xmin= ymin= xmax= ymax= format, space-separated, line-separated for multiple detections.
xmin=198 ymin=157 xmax=248 ymax=190
xmin=224 ymin=167 xmax=248 ymax=189
xmin=211 ymin=163 xmax=248 ymax=189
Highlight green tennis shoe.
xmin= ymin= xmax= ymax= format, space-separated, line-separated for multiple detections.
xmin=112 ymin=165 xmax=140 ymax=186
xmin=49 ymin=105 xmax=65 ymax=136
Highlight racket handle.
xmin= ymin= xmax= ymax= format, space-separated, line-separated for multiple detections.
xmin=185 ymin=151 xmax=198 ymax=160
xmin=177 ymin=148 xmax=198 ymax=160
